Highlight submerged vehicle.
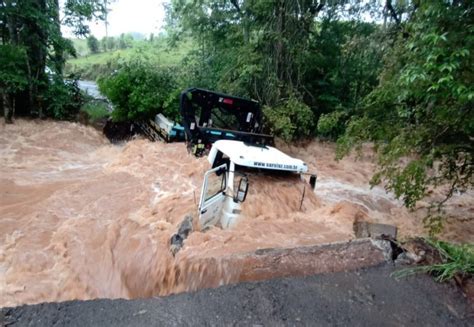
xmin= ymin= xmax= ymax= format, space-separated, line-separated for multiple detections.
xmin=179 ymin=88 xmax=317 ymax=229
xmin=197 ymin=140 xmax=317 ymax=229
xmin=138 ymin=113 xmax=185 ymax=142
xmin=180 ymin=88 xmax=274 ymax=156
xmin=153 ymin=113 xmax=185 ymax=142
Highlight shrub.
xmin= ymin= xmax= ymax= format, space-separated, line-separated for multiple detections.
xmin=98 ymin=60 xmax=178 ymax=122
xmin=44 ymin=77 xmax=84 ymax=120
xmin=317 ymin=110 xmax=348 ymax=138
xmin=81 ymin=100 xmax=110 ymax=121
xmin=263 ymin=96 xmax=314 ymax=142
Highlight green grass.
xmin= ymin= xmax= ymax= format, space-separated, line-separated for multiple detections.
xmin=392 ymin=239 xmax=474 ymax=282
xmin=81 ymin=101 xmax=110 ymax=121
xmin=67 ymin=48 xmax=132 ymax=67
xmin=65 ymin=38 xmax=193 ymax=80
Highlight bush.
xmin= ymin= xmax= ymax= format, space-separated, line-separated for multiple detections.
xmin=97 ymin=60 xmax=178 ymax=122
xmin=317 ymin=110 xmax=348 ymax=138
xmin=81 ymin=100 xmax=110 ymax=121
xmin=44 ymin=77 xmax=84 ymax=120
xmin=263 ymin=96 xmax=314 ymax=142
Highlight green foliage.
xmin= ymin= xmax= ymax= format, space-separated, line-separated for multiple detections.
xmin=118 ymin=33 xmax=134 ymax=49
xmin=317 ymin=111 xmax=347 ymax=138
xmin=87 ymin=35 xmax=100 ymax=53
xmin=338 ymin=1 xmax=474 ymax=228
xmin=100 ymin=37 xmax=107 ymax=52
xmin=263 ymin=96 xmax=314 ymax=142
xmin=62 ymin=0 xmax=108 ymax=36
xmin=166 ymin=1 xmax=383 ymax=139
xmin=65 ymin=37 xmax=192 ymax=80
xmin=0 ymin=0 xmax=106 ymax=119
xmin=97 ymin=60 xmax=178 ymax=122
xmin=106 ymin=36 xmax=116 ymax=51
xmin=393 ymin=239 xmax=474 ymax=282
xmin=0 ymin=44 xmax=29 ymax=93
xmin=302 ymin=20 xmax=383 ymax=126
xmin=44 ymin=78 xmax=84 ymax=120
xmin=81 ymin=100 xmax=110 ymax=121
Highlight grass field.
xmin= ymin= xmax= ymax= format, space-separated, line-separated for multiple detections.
xmin=66 ymin=38 xmax=192 ymax=80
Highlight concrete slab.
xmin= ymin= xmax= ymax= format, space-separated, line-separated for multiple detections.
xmin=172 ymin=238 xmax=392 ymax=292
xmin=354 ymin=221 xmax=398 ymax=239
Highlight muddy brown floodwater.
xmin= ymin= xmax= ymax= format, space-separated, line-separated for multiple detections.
xmin=0 ymin=120 xmax=472 ymax=307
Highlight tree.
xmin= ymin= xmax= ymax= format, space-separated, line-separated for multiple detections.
xmin=0 ymin=45 xmax=28 ymax=123
xmin=97 ymin=60 xmax=178 ymax=122
xmin=100 ymin=36 xmax=107 ymax=52
xmin=106 ymin=36 xmax=116 ymax=51
xmin=167 ymin=0 xmax=326 ymax=106
xmin=118 ymin=33 xmax=127 ymax=49
xmin=87 ymin=35 xmax=100 ymax=53
xmin=337 ymin=1 xmax=474 ymax=233
xmin=165 ymin=0 xmax=384 ymax=138
xmin=0 ymin=0 xmax=108 ymax=122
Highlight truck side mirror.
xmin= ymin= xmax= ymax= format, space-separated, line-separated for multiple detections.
xmin=234 ymin=177 xmax=249 ymax=203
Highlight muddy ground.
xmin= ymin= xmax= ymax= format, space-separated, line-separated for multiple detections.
xmin=1 ymin=264 xmax=472 ymax=326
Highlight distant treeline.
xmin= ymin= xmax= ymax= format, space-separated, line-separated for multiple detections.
xmin=84 ymin=33 xmax=152 ymax=55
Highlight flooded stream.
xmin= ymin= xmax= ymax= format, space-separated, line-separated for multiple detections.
xmin=77 ymin=80 xmax=105 ymax=100
xmin=0 ymin=120 xmax=472 ymax=307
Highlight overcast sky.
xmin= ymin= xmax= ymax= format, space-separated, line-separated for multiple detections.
xmin=63 ymin=0 xmax=168 ymax=38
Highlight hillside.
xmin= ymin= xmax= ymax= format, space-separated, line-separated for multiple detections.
xmin=65 ymin=37 xmax=192 ymax=80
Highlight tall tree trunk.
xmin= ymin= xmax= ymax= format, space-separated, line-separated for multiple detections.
xmin=104 ymin=0 xmax=109 ymax=39
xmin=23 ymin=0 xmax=48 ymax=117
xmin=274 ymin=0 xmax=286 ymax=100
xmin=52 ymin=0 xmax=64 ymax=75
xmin=5 ymin=0 xmax=18 ymax=44
xmin=2 ymin=90 xmax=13 ymax=124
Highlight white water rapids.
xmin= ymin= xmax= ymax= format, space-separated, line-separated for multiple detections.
xmin=0 ymin=120 xmax=472 ymax=307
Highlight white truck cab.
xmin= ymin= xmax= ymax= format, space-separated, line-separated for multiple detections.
xmin=198 ymin=140 xmax=315 ymax=229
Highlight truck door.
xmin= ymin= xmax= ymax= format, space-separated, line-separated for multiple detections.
xmin=198 ymin=164 xmax=227 ymax=228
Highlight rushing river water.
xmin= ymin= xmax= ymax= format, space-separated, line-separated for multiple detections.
xmin=0 ymin=120 xmax=472 ymax=307
xmin=77 ymin=80 xmax=104 ymax=99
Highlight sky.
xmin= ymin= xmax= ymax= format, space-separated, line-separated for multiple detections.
xmin=63 ymin=0 xmax=168 ymax=38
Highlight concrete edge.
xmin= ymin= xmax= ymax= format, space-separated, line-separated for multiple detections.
xmin=178 ymin=238 xmax=393 ymax=292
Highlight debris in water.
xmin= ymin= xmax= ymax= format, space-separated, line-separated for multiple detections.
xmin=170 ymin=215 xmax=194 ymax=255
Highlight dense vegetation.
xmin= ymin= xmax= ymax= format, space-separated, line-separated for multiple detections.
xmin=0 ymin=0 xmax=107 ymax=121
xmin=97 ymin=60 xmax=179 ymax=122
xmin=336 ymin=1 xmax=473 ymax=233
xmin=1 ymin=0 xmax=472 ymax=233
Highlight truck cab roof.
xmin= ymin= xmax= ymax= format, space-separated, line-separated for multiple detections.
xmin=208 ymin=140 xmax=308 ymax=173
